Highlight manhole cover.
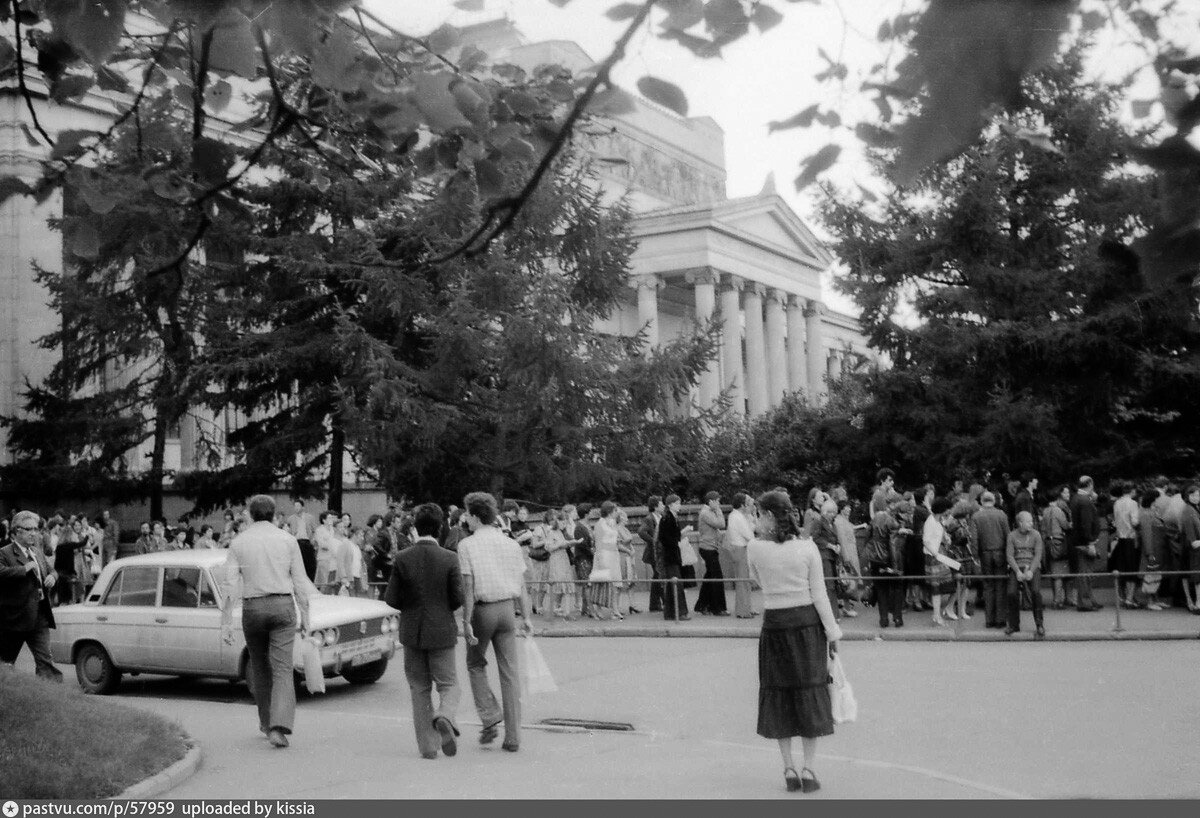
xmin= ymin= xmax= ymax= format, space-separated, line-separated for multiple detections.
xmin=539 ymin=718 xmax=634 ymax=732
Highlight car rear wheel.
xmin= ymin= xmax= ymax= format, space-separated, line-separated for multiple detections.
xmin=341 ymin=657 xmax=388 ymax=685
xmin=75 ymin=643 xmax=121 ymax=695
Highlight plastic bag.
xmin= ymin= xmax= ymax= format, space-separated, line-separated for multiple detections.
xmin=828 ymin=653 xmax=857 ymax=724
xmin=520 ymin=635 xmax=557 ymax=695
xmin=678 ymin=539 xmax=699 ymax=567
xmin=300 ymin=638 xmax=326 ymax=694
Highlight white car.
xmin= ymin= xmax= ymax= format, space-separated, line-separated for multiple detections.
xmin=49 ymin=551 xmax=400 ymax=695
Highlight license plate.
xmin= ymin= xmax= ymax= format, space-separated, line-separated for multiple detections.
xmin=352 ymin=649 xmax=381 ymax=666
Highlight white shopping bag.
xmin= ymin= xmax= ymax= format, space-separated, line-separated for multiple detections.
xmin=300 ymin=637 xmax=326 ymax=694
xmin=520 ymin=635 xmax=558 ymax=695
xmin=828 ymin=653 xmax=857 ymax=724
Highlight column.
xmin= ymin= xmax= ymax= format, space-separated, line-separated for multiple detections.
xmin=718 ymin=277 xmax=745 ymax=417
xmin=764 ymin=288 xmax=788 ymax=406
xmin=687 ymin=268 xmax=721 ymax=409
xmin=786 ymin=295 xmax=808 ymax=400
xmin=634 ymin=275 xmax=663 ymax=351
xmin=742 ymin=283 xmax=769 ymax=416
xmin=179 ymin=411 xmax=197 ymax=471
xmin=804 ymin=298 xmax=826 ymax=402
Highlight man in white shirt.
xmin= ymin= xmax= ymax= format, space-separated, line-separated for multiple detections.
xmin=726 ymin=492 xmax=757 ymax=619
xmin=1111 ymin=481 xmax=1140 ymax=607
xmin=285 ymin=500 xmax=318 ymax=581
xmin=221 ymin=495 xmax=310 ymax=749
xmin=459 ymin=492 xmax=532 ymax=752
xmin=313 ymin=511 xmax=340 ymax=588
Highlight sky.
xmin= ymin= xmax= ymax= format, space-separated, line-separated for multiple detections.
xmin=361 ymin=1 xmax=1178 ymax=318
xmin=364 ymin=0 xmax=903 ymax=315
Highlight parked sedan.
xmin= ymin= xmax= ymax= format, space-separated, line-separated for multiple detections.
xmin=49 ymin=551 xmax=400 ymax=694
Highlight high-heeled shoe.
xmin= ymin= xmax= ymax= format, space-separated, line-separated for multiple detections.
xmin=943 ymin=609 xmax=958 ymax=621
xmin=783 ymin=767 xmax=801 ymax=792
xmin=611 ymin=611 xmax=624 ymax=621
xmin=800 ymin=767 xmax=820 ymax=793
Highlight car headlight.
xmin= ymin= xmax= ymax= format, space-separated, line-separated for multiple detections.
xmin=323 ymin=628 xmax=338 ymax=647
xmin=380 ymin=617 xmax=391 ymax=633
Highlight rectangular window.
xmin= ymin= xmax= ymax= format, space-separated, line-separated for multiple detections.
xmin=102 ymin=566 xmax=160 ymax=606
xmin=162 ymin=567 xmax=203 ymax=608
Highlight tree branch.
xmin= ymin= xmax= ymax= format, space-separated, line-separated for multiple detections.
xmin=11 ymin=0 xmax=54 ymax=147
xmin=424 ymin=0 xmax=659 ymax=266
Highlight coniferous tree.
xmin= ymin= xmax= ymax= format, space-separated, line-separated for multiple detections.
xmin=820 ymin=52 xmax=1200 ymax=483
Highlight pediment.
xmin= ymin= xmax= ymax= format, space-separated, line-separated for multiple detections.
xmin=711 ymin=196 xmax=833 ymax=268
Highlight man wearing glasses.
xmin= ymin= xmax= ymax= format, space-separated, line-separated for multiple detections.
xmin=0 ymin=511 xmax=63 ymax=681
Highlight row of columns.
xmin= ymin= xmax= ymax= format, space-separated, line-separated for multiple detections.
xmin=634 ymin=271 xmax=855 ymax=416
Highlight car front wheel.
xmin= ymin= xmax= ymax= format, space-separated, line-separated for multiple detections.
xmin=75 ymin=642 xmax=121 ymax=695
xmin=341 ymin=657 xmax=387 ymax=685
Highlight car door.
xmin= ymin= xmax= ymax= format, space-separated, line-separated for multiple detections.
xmin=96 ymin=565 xmax=162 ymax=669
xmin=158 ymin=566 xmax=224 ymax=675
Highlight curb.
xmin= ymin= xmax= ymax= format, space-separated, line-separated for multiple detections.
xmin=533 ymin=626 xmax=1200 ymax=641
xmin=114 ymin=739 xmax=203 ymax=799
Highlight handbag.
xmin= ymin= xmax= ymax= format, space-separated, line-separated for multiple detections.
xmin=300 ymin=637 xmax=326 ymax=694
xmin=828 ymin=653 xmax=857 ymax=724
xmin=677 ymin=539 xmax=699 ymax=567
xmin=528 ymin=544 xmax=550 ymax=562
xmin=520 ymin=635 xmax=558 ymax=695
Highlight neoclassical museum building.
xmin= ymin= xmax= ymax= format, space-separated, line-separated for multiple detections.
xmin=0 ymin=18 xmax=870 ymax=499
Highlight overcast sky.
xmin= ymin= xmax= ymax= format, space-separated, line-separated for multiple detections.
xmin=365 ymin=0 xmax=905 ymax=314
xmin=364 ymin=1 xmax=1170 ymax=317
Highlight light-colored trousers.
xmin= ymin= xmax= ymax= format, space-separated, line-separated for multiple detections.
xmin=404 ymin=644 xmax=460 ymax=757
xmin=730 ymin=546 xmax=753 ymax=617
xmin=466 ymin=600 xmax=521 ymax=746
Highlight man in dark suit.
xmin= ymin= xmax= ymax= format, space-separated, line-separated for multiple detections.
xmin=638 ymin=496 xmax=664 ymax=613
xmin=659 ymin=494 xmax=691 ymax=621
xmin=1070 ymin=476 xmax=1104 ymax=612
xmin=0 ymin=511 xmax=63 ymax=681
xmin=385 ymin=503 xmax=464 ymax=759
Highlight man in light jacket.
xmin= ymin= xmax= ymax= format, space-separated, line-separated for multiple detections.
xmin=726 ymin=492 xmax=757 ymax=618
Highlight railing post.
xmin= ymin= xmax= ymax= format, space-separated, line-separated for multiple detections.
xmin=1111 ymin=571 xmax=1124 ymax=634
xmin=954 ymin=574 xmax=965 ymax=639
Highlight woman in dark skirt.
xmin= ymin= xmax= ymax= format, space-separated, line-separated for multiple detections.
xmin=747 ymin=491 xmax=843 ymax=794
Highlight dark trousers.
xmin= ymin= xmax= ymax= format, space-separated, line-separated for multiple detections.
xmin=872 ymin=571 xmax=903 ymax=625
xmin=0 ymin=621 xmax=63 ymax=682
xmin=575 ymin=558 xmax=593 ymax=616
xmin=1006 ymin=570 xmax=1044 ymax=631
xmin=404 ymin=645 xmax=460 ymax=757
xmin=647 ymin=564 xmax=664 ymax=611
xmin=661 ymin=564 xmax=689 ymax=620
xmin=297 ymin=539 xmax=317 ymax=582
xmin=694 ymin=549 xmax=726 ymax=614
xmin=981 ymin=550 xmax=1007 ymax=625
xmin=242 ymin=595 xmax=297 ymax=734
xmin=466 ymin=600 xmax=520 ymax=747
xmin=1075 ymin=548 xmax=1098 ymax=608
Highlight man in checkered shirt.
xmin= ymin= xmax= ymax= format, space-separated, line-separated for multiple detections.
xmin=459 ymin=492 xmax=533 ymax=752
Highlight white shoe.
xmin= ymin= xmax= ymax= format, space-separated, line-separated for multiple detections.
xmin=1147 ymin=603 xmax=1164 ymax=611
xmin=842 ymin=608 xmax=858 ymax=618
xmin=943 ymin=610 xmax=958 ymax=621
xmin=961 ymin=612 xmax=972 ymax=620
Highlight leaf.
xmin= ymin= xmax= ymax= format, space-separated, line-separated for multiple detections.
xmin=587 ymin=86 xmax=637 ymax=116
xmin=1130 ymin=134 xmax=1200 ymax=171
xmin=311 ymin=28 xmax=366 ymax=93
xmin=150 ymin=174 xmax=190 ymax=202
xmin=204 ymin=79 xmax=232 ymax=114
xmin=192 ymin=138 xmax=233 ymax=185
xmin=1004 ymin=125 xmax=1061 ymax=156
xmin=1175 ymin=94 xmax=1200 ymax=136
xmin=751 ymin=3 xmax=784 ymax=33
xmin=205 ymin=9 xmax=260 ymax=79
xmin=454 ymin=0 xmax=485 ymax=9
xmin=0 ymin=175 xmax=32 ymax=207
xmin=427 ymin=24 xmax=461 ymax=54
xmin=1130 ymin=99 xmax=1155 ymax=119
xmin=704 ymin=0 xmax=750 ymax=42
xmin=50 ymin=129 xmax=98 ymax=160
xmin=504 ymin=90 xmax=541 ymax=117
xmin=855 ymin=122 xmax=897 ymax=149
xmin=817 ymin=110 xmax=842 ymax=128
xmin=501 ymin=137 xmax=536 ymax=162
xmin=794 ymin=143 xmax=841 ymax=190
xmin=547 ymin=79 xmax=575 ymax=103
xmin=50 ymin=0 xmax=124 ymax=65
xmin=606 ymin=3 xmax=643 ymax=21
xmin=50 ymin=73 xmax=94 ymax=103
xmin=79 ymin=182 xmax=120 ymax=215
xmin=95 ymin=65 xmax=128 ymax=93
xmin=459 ymin=45 xmax=488 ymax=73
xmin=0 ymin=35 xmax=15 ymax=74
xmin=1080 ymin=9 xmax=1105 ymax=33
xmin=659 ymin=28 xmax=722 ymax=59
xmin=413 ymin=71 xmax=473 ymax=132
xmin=312 ymin=173 xmax=331 ymax=193
xmin=767 ymin=103 xmax=819 ymax=133
xmin=474 ymin=158 xmax=505 ymax=198
xmin=660 ymin=0 xmax=704 ymax=31
xmin=636 ymin=76 xmax=688 ymax=116
xmin=67 ymin=220 xmax=100 ymax=260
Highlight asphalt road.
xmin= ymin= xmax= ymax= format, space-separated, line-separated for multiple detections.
xmin=24 ymin=637 xmax=1199 ymax=799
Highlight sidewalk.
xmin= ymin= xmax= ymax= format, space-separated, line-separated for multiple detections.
xmin=530 ymin=587 xmax=1200 ymax=641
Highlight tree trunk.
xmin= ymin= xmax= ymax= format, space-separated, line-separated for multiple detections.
xmin=149 ymin=409 xmax=167 ymax=522
xmin=328 ymin=415 xmax=344 ymax=513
